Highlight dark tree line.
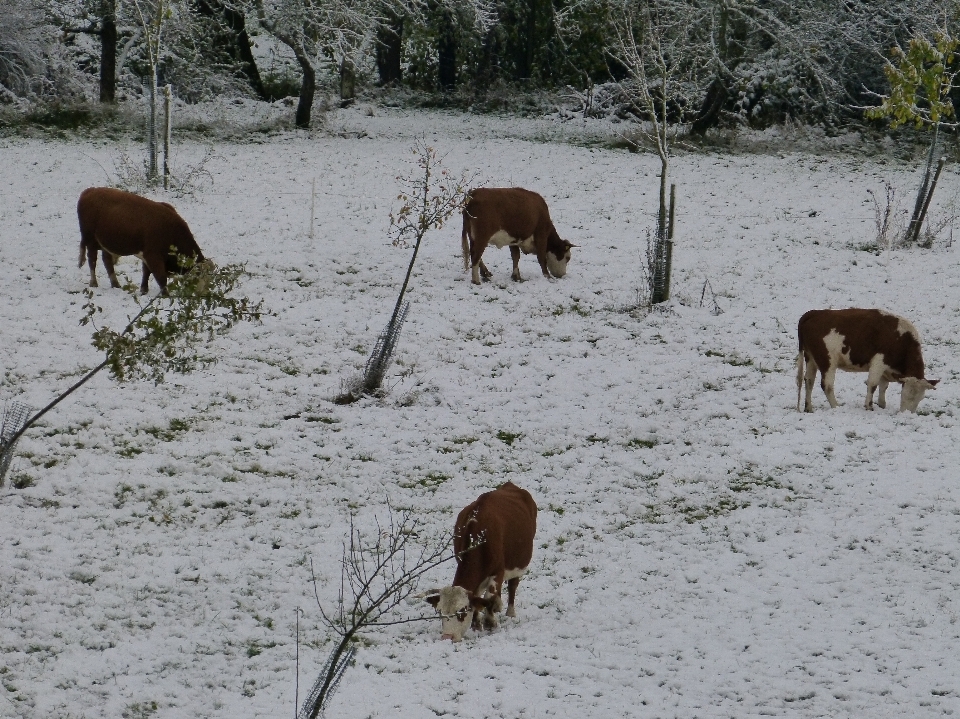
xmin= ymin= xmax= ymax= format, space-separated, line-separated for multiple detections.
xmin=2 ymin=0 xmax=956 ymax=132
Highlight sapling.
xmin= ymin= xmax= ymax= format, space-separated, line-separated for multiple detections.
xmin=866 ymin=31 xmax=958 ymax=245
xmin=0 ymin=260 xmax=263 ymax=486
xmin=300 ymin=509 xmax=454 ymax=719
xmin=337 ymin=138 xmax=474 ymax=402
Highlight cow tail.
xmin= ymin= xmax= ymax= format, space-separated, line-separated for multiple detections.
xmin=795 ymin=351 xmax=805 ymax=411
xmin=78 ymin=238 xmax=87 ymax=269
xmin=461 ymin=209 xmax=470 ymax=272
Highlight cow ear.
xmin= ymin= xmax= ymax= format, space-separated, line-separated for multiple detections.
xmin=928 ymin=379 xmax=940 ymax=388
xmin=425 ymin=595 xmax=440 ymax=608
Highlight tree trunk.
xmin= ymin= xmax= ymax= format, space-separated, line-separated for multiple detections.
xmin=437 ymin=9 xmax=457 ymax=91
xmin=99 ymin=0 xmax=117 ymax=102
xmin=222 ymin=4 xmax=266 ymax=99
xmin=193 ymin=0 xmax=266 ymax=99
xmin=475 ymin=26 xmax=500 ymax=95
xmin=340 ymin=57 xmax=356 ymax=106
xmin=690 ymin=0 xmax=744 ymax=135
xmin=690 ymin=77 xmax=727 ymax=135
xmin=376 ymin=12 xmax=404 ymax=86
xmin=521 ymin=0 xmax=539 ymax=80
xmin=293 ymin=45 xmax=316 ymax=128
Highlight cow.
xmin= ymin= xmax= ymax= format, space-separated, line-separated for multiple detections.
xmin=796 ymin=308 xmax=939 ymax=413
xmin=425 ymin=482 xmax=537 ymax=642
xmin=77 ymin=187 xmax=206 ymax=295
xmin=461 ymin=187 xmax=574 ymax=285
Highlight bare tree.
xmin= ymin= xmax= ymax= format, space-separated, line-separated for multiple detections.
xmin=601 ymin=0 xmax=707 ymax=302
xmin=302 ymin=509 xmax=454 ymax=719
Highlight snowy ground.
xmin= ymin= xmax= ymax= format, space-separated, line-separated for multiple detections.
xmin=2 ymin=107 xmax=960 ymax=719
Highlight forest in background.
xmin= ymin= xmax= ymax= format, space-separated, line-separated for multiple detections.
xmin=0 ymin=0 xmax=956 ymax=137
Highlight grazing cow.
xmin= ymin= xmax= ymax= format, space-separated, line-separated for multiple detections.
xmin=796 ymin=308 xmax=939 ymax=413
xmin=77 ymin=187 xmax=206 ymax=295
xmin=426 ymin=482 xmax=537 ymax=642
xmin=461 ymin=187 xmax=574 ymax=285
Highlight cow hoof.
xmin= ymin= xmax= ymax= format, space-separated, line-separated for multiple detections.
xmin=506 ymin=606 xmax=516 ymax=618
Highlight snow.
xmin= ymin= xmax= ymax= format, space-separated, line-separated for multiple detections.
xmin=1 ymin=107 xmax=959 ymax=718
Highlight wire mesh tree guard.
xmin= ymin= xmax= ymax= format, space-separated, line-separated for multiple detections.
xmin=298 ymin=644 xmax=356 ymax=719
xmin=361 ymin=300 xmax=410 ymax=395
xmin=0 ymin=400 xmax=32 ymax=487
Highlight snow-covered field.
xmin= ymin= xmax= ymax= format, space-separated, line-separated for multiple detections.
xmin=2 ymin=108 xmax=960 ymax=719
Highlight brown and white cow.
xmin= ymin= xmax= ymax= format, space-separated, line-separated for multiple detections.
xmin=77 ymin=187 xmax=206 ymax=295
xmin=461 ymin=187 xmax=574 ymax=285
xmin=796 ymin=308 xmax=939 ymax=413
xmin=425 ymin=482 xmax=537 ymax=642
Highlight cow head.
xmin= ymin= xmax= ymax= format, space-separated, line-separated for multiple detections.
xmin=425 ymin=586 xmax=495 ymax=642
xmin=899 ymin=377 xmax=939 ymax=412
xmin=546 ymin=239 xmax=575 ymax=278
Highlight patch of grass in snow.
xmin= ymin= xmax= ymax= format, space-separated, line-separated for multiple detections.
xmin=115 ymin=441 xmax=143 ymax=458
xmin=10 ymin=472 xmax=35 ymax=489
xmin=438 ymin=436 xmax=478 ymax=453
xmin=400 ymin=471 xmax=451 ymax=492
xmin=68 ymin=570 xmax=97 ymax=585
xmin=626 ymin=437 xmax=658 ymax=449
xmin=142 ymin=417 xmax=191 ymax=442
xmin=41 ymin=419 xmax=92 ymax=437
xmin=304 ymin=415 xmax=340 ymax=424
xmin=122 ymin=701 xmax=159 ymax=719
xmin=251 ymin=355 xmax=301 ymax=376
xmin=496 ymin=430 xmax=523 ymax=446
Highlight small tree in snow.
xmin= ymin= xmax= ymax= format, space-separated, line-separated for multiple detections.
xmin=300 ymin=509 xmax=453 ymax=719
xmin=0 ymin=261 xmax=263 ymax=487
xmin=338 ymin=137 xmax=473 ymax=402
xmin=603 ymin=0 xmax=703 ymax=304
xmin=866 ymin=31 xmax=958 ymax=246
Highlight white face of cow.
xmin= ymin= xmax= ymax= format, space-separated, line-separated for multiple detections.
xmin=546 ymin=249 xmax=571 ymax=278
xmin=430 ymin=586 xmax=474 ymax=642
xmin=899 ymin=377 xmax=938 ymax=412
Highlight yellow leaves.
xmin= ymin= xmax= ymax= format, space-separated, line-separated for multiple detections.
xmin=867 ymin=31 xmax=958 ymax=130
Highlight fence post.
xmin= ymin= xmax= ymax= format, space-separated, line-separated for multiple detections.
xmin=915 ymin=157 xmax=946 ymax=247
xmin=147 ymin=74 xmax=158 ymax=180
xmin=309 ymin=177 xmax=316 ymax=239
xmin=163 ymin=85 xmax=172 ymax=190
xmin=664 ymin=183 xmax=676 ymax=301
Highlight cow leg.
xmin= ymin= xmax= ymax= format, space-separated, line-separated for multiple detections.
xmin=101 ymin=251 xmax=121 ymax=289
xmin=140 ymin=261 xmax=151 ymax=295
xmin=821 ymin=365 xmax=840 ymax=408
xmin=471 ymin=260 xmax=492 ymax=284
xmin=864 ymin=357 xmax=888 ymax=410
xmin=142 ymin=252 xmax=167 ymax=295
xmin=505 ymin=577 xmax=520 ymax=618
xmin=483 ymin=594 xmax=501 ymax=630
xmin=85 ymin=245 xmax=99 ymax=288
xmin=803 ymin=353 xmax=818 ymax=412
xmin=510 ymin=246 xmax=522 ymax=281
xmin=470 ymin=241 xmax=488 ymax=285
xmin=535 ymin=250 xmax=551 ymax=280
xmin=877 ymin=378 xmax=889 ymax=409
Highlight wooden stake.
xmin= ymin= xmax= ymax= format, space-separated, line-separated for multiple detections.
xmin=309 ymin=177 xmax=316 ymax=239
xmin=163 ymin=84 xmax=172 ymax=190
